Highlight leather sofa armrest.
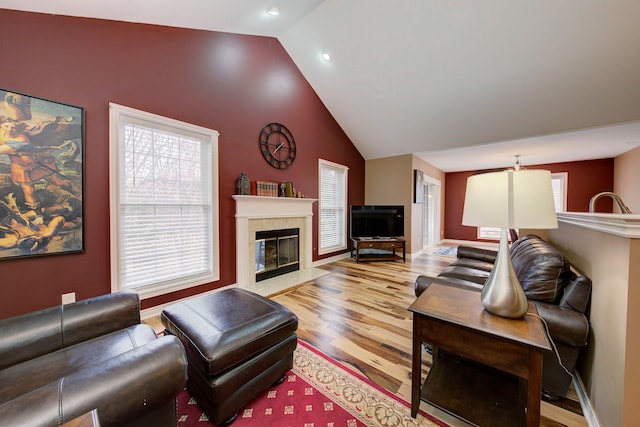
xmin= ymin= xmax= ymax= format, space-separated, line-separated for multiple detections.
xmin=559 ymin=274 xmax=592 ymax=314
xmin=532 ymin=301 xmax=589 ymax=348
xmin=456 ymin=246 xmax=498 ymax=263
xmin=0 ymin=335 xmax=188 ymax=427
xmin=415 ymin=275 xmax=483 ymax=297
xmin=0 ymin=291 xmax=141 ymax=371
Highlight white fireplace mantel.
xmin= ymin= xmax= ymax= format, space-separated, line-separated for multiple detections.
xmin=233 ymin=196 xmax=316 ymax=288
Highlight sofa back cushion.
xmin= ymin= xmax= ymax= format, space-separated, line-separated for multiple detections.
xmin=0 ymin=307 xmax=64 ymax=371
xmin=510 ymin=235 xmax=570 ymax=304
xmin=0 ymin=291 xmax=140 ymax=371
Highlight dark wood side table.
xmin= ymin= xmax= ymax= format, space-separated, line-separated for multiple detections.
xmin=408 ymin=283 xmax=551 ymax=427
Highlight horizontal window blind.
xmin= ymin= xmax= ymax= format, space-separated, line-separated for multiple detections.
xmin=551 ymin=173 xmax=567 ymax=212
xmin=110 ymin=103 xmax=218 ymax=297
xmin=120 ymin=121 xmax=212 ymax=289
xmin=319 ymin=159 xmax=348 ymax=254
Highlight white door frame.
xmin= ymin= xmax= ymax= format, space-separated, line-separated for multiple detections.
xmin=422 ymin=175 xmax=441 ymax=248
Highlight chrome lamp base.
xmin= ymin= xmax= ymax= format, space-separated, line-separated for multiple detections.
xmin=480 ymin=228 xmax=528 ymax=319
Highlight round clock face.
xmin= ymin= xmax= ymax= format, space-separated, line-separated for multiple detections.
xmin=259 ymin=123 xmax=296 ymax=169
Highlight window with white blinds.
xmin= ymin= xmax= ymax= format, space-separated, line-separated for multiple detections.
xmin=318 ymin=159 xmax=348 ymax=255
xmin=551 ymin=172 xmax=568 ymax=212
xmin=109 ymin=103 xmax=219 ymax=299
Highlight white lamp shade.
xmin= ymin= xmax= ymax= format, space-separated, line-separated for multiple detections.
xmin=462 ymin=169 xmax=558 ymax=229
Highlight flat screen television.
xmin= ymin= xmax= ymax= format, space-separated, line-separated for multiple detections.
xmin=350 ymin=205 xmax=404 ymax=239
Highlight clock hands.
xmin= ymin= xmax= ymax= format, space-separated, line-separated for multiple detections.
xmin=272 ymin=142 xmax=284 ymax=154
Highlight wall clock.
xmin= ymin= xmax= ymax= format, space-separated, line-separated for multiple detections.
xmin=259 ymin=122 xmax=296 ymax=169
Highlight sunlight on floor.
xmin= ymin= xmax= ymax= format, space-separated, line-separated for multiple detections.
xmin=249 ymin=267 xmax=329 ymax=297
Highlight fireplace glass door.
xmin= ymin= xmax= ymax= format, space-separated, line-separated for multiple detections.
xmin=255 ymin=228 xmax=300 ymax=281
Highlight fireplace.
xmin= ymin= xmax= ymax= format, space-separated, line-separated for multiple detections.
xmin=233 ymin=195 xmax=316 ymax=290
xmin=255 ymin=228 xmax=300 ymax=282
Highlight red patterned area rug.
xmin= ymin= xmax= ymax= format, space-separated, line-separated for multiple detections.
xmin=177 ymin=340 xmax=450 ymax=426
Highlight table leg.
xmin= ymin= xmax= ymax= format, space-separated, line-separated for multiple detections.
xmin=518 ymin=377 xmax=527 ymax=426
xmin=411 ymin=316 xmax=421 ymax=418
xmin=527 ymin=349 xmax=543 ymax=427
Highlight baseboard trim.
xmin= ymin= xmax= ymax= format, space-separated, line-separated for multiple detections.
xmin=574 ymin=373 xmax=600 ymax=427
xmin=312 ymin=252 xmax=350 ymax=266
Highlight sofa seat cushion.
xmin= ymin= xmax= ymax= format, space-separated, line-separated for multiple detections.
xmin=415 ymin=275 xmax=483 ymax=297
xmin=438 ymin=265 xmax=490 ymax=285
xmin=450 ymin=258 xmax=494 ymax=272
xmin=511 ymin=235 xmax=570 ymax=303
xmin=0 ymin=323 xmax=158 ymax=404
xmin=0 ymin=336 xmax=187 ymax=427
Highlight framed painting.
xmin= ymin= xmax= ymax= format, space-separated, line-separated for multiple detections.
xmin=0 ymin=89 xmax=84 ymax=260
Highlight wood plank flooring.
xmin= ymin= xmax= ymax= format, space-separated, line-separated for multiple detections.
xmin=269 ymin=250 xmax=588 ymax=427
xmin=144 ymin=247 xmax=588 ymax=426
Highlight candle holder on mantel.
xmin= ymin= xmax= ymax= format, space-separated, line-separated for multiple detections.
xmin=280 ymin=181 xmax=294 ymax=197
xmin=236 ymin=172 xmax=251 ymax=195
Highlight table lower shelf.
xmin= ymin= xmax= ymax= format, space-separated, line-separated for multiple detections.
xmin=422 ymin=351 xmax=523 ymax=426
xmin=352 ymin=251 xmax=404 ymax=262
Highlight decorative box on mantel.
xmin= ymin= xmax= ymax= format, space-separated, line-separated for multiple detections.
xmin=233 ymin=195 xmax=317 ymax=288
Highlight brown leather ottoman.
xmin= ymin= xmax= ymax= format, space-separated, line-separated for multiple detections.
xmin=161 ymin=288 xmax=298 ymax=424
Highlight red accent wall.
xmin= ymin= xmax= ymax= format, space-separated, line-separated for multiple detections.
xmin=0 ymin=10 xmax=365 ymax=318
xmin=444 ymin=159 xmax=615 ymax=241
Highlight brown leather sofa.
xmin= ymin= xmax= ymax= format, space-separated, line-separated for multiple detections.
xmin=415 ymin=234 xmax=591 ymax=400
xmin=0 ymin=291 xmax=188 ymax=426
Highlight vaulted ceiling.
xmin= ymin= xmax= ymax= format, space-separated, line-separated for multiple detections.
xmin=3 ymin=0 xmax=639 ymax=171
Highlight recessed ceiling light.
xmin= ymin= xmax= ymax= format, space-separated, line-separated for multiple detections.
xmin=321 ymin=51 xmax=332 ymax=61
xmin=266 ymin=7 xmax=280 ymax=16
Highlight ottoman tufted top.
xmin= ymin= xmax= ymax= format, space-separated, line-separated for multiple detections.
xmin=161 ymin=288 xmax=298 ymax=376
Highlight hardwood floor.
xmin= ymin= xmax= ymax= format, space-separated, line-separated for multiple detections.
xmin=269 ymin=250 xmax=588 ymax=427
xmin=144 ymin=248 xmax=588 ymax=426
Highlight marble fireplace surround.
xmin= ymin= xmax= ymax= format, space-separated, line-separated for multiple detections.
xmin=233 ymin=195 xmax=316 ymax=291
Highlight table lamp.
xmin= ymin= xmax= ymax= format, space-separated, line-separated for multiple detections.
xmin=462 ymin=169 xmax=558 ymax=318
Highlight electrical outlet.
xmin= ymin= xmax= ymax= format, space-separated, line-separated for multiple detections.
xmin=62 ymin=292 xmax=76 ymax=305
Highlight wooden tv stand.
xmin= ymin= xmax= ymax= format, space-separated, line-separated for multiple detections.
xmin=351 ymin=237 xmax=405 ymax=263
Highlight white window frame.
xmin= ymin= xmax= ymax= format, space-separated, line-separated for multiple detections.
xmin=318 ymin=159 xmax=348 ymax=255
xmin=551 ymin=172 xmax=568 ymax=212
xmin=477 ymin=226 xmax=503 ymax=240
xmin=109 ymin=103 xmax=219 ymax=299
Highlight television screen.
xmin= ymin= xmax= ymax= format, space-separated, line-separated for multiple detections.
xmin=350 ymin=205 xmax=404 ymax=238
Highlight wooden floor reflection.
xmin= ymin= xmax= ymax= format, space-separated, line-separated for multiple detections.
xmin=270 ymin=251 xmax=588 ymax=427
